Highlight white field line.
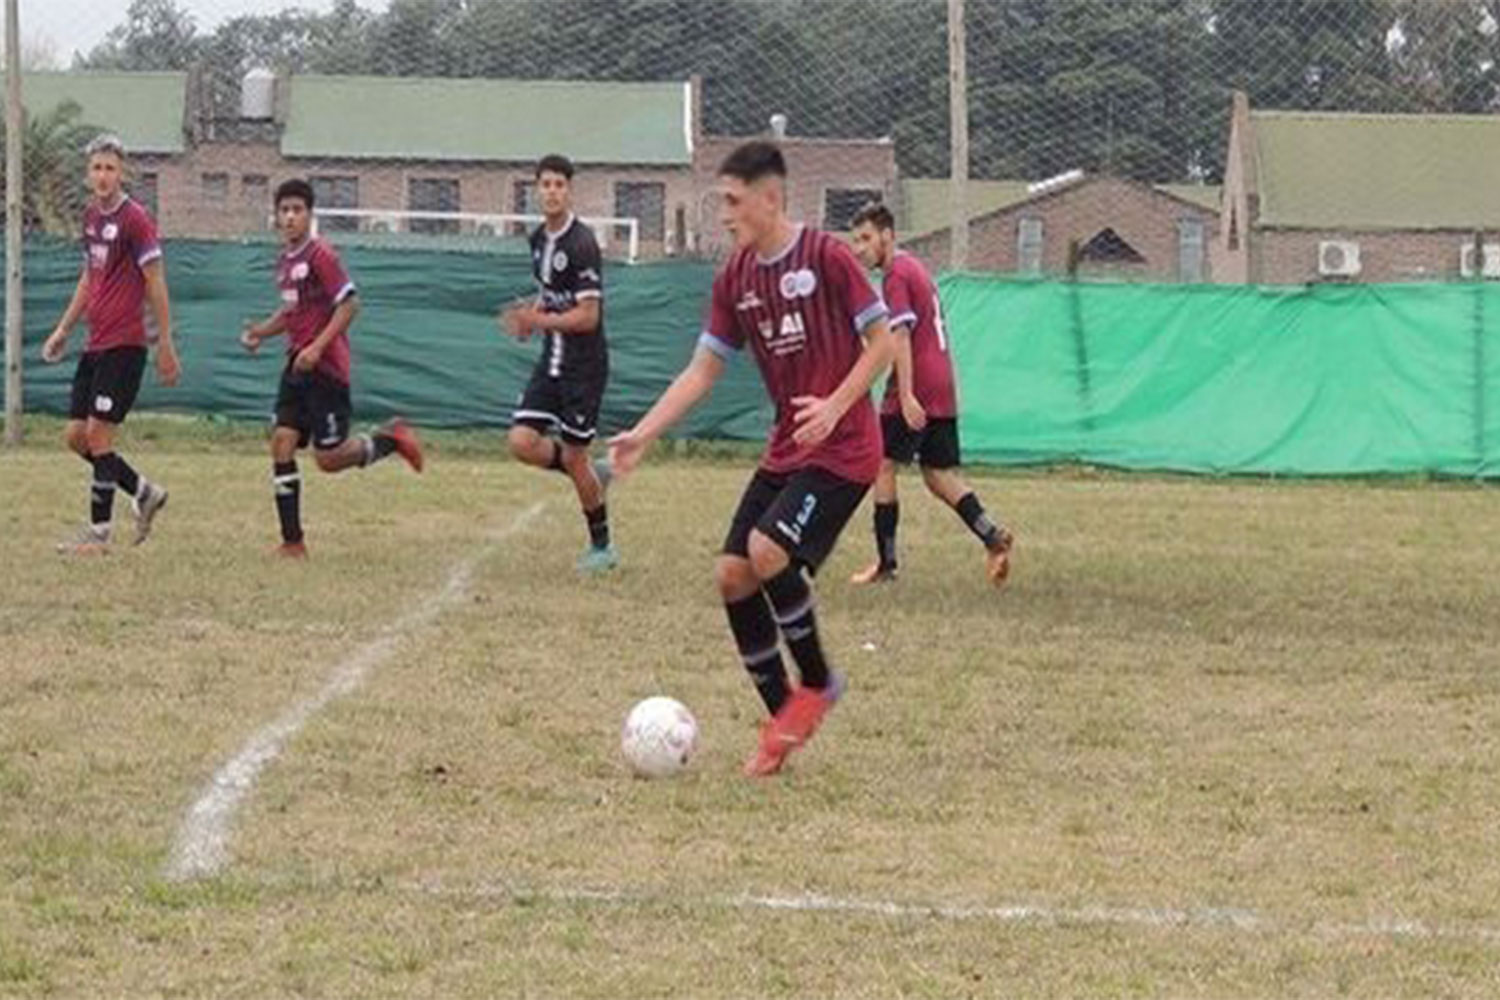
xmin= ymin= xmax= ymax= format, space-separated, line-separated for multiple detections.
xmin=408 ymin=879 xmax=1500 ymax=947
xmin=165 ymin=503 xmax=545 ymax=882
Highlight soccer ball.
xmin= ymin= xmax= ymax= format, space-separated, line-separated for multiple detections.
xmin=621 ymin=696 xmax=699 ymax=778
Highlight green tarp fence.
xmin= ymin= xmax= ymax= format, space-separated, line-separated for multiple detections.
xmin=942 ymin=274 xmax=1497 ymax=476
xmin=4 ymin=239 xmax=1498 ymax=476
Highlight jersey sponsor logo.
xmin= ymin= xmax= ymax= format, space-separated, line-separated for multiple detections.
xmin=89 ymin=244 xmax=109 ymax=268
xmin=767 ymin=313 xmax=808 ymax=356
xmin=280 ymin=288 xmax=300 ymax=305
xmin=758 ymin=319 xmax=774 ymax=341
xmin=779 ymin=268 xmax=817 ymax=300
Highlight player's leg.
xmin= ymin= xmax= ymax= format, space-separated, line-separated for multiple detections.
xmin=269 ymin=364 xmax=310 ymax=555
xmin=852 ymin=414 xmax=912 ymax=584
xmin=559 ymin=369 xmax=615 ymax=572
xmin=918 ymin=419 xmax=1014 ymax=585
xmin=719 ymin=471 xmax=793 ymax=719
xmin=62 ymin=348 xmax=155 ymax=552
xmin=508 ymin=367 xmax=567 ymax=472
xmin=742 ymin=468 xmax=867 ymax=776
xmin=57 ymin=354 xmax=109 ymax=553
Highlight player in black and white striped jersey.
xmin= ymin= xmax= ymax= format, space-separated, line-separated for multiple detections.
xmin=500 ymin=154 xmax=617 ymax=573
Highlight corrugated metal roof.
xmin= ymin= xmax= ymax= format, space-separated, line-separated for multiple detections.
xmin=23 ymin=71 xmax=187 ymax=154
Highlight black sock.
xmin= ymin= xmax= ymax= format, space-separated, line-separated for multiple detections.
xmin=585 ymin=503 xmax=609 ymax=549
xmin=725 ymin=592 xmax=790 ymax=714
xmin=361 ymin=432 xmax=398 ymax=467
xmin=954 ymin=492 xmax=1006 ymax=551
xmin=762 ymin=566 xmax=830 ymax=690
xmin=874 ymin=501 xmax=899 ymax=571
xmin=96 ymin=452 xmax=141 ymax=500
xmin=547 ymin=440 xmax=566 ymax=473
xmin=273 ymin=460 xmax=303 ymax=544
xmin=88 ymin=456 xmax=116 ymax=530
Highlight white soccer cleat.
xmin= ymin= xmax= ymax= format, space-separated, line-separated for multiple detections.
xmin=132 ymin=482 xmax=169 ymax=545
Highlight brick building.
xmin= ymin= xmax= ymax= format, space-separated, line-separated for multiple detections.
xmin=1218 ymin=90 xmax=1500 ymax=284
xmin=900 ymin=174 xmax=1221 ymax=283
xmin=22 ymin=70 xmax=897 ymax=260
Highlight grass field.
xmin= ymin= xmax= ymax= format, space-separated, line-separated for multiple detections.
xmin=3 ymin=416 xmax=1500 ymax=998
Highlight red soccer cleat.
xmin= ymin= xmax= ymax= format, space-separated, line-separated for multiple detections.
xmin=274 ymin=541 xmax=308 ymax=559
xmin=743 ymin=674 xmax=845 ymax=777
xmin=383 ymin=418 xmax=424 ymax=473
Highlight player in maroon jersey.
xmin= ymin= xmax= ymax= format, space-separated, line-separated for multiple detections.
xmin=241 ymin=180 xmax=423 ymax=557
xmin=848 ymin=204 xmax=1014 ymax=587
xmin=42 ymin=134 xmax=180 ymax=555
xmin=610 ymin=142 xmax=894 ymax=777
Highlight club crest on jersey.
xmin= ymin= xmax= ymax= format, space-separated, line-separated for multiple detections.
xmin=101 ymin=223 xmax=119 ymax=241
xmin=290 ymin=262 xmax=310 ymax=282
xmin=552 ymin=251 xmax=568 ymax=272
xmin=779 ymin=268 xmax=817 ymax=300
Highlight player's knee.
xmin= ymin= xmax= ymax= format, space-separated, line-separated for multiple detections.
xmin=64 ymin=424 xmax=89 ymax=456
xmin=746 ymin=531 xmax=789 ymax=581
xmin=714 ymin=555 xmax=758 ymax=600
xmin=312 ymin=448 xmax=343 ymax=473
xmin=507 ymin=426 xmax=541 ymax=463
xmin=83 ymin=422 xmax=113 ymax=457
xmin=921 ymin=465 xmax=954 ymax=496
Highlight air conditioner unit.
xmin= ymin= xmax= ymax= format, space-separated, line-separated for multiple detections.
xmin=1318 ymin=240 xmax=1361 ymax=277
xmin=1459 ymin=242 xmax=1500 ymax=278
xmin=366 ymin=213 xmax=402 ymax=234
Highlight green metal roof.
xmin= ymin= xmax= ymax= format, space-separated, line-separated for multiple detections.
xmin=901 ymin=177 xmax=1220 ymax=238
xmin=1253 ymin=109 xmax=1500 ymax=229
xmin=282 ymin=75 xmax=693 ymax=165
xmin=900 ymin=179 xmax=1034 ymax=238
xmin=22 ymin=72 xmax=187 ymax=154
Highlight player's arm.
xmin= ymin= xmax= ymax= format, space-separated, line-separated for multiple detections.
xmin=792 ymin=318 xmax=895 ymax=447
xmin=42 ymin=268 xmax=90 ymax=362
xmin=891 ymin=322 xmax=926 ymax=430
xmin=293 ymin=296 xmax=358 ymax=373
xmin=143 ymin=259 xmax=180 ymax=386
xmin=609 ymin=343 xmax=727 ymax=477
xmin=241 ymin=307 xmax=289 ymax=353
xmin=529 ymin=297 xmax=600 ymax=336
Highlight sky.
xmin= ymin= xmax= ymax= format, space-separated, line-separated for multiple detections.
xmin=14 ymin=0 xmax=383 ymax=66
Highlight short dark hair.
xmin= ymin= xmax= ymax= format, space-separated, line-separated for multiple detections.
xmin=718 ymin=141 xmax=787 ymax=183
xmin=850 ymin=202 xmax=895 ymax=233
xmin=275 ymin=178 xmax=315 ymax=209
xmin=536 ymin=154 xmax=575 ymax=181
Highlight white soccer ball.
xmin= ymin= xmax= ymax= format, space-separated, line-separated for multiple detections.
xmin=621 ymin=696 xmax=699 ymax=778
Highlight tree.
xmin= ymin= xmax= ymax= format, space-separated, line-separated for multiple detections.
xmin=1386 ymin=0 xmax=1500 ymax=112
xmin=0 ymin=100 xmax=101 ymax=235
xmin=81 ymin=0 xmax=200 ymax=71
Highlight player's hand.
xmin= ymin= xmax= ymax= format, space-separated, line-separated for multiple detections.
xmin=900 ymin=394 xmax=927 ymax=432
xmin=41 ymin=327 xmax=69 ymax=364
xmin=791 ymin=395 xmax=840 ymax=447
xmin=240 ymin=323 xmax=263 ymax=354
xmin=500 ymin=306 xmax=534 ymax=341
xmin=607 ymin=428 xmax=649 ymax=479
xmin=155 ymin=343 xmax=181 ymax=387
xmin=293 ymin=345 xmax=321 ymax=374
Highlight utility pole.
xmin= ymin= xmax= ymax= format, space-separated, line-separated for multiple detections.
xmin=947 ymin=0 xmax=969 ymax=271
xmin=4 ymin=0 xmax=23 ymax=446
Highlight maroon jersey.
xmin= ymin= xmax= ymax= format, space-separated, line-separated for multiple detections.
xmin=81 ymin=197 xmax=162 ymax=352
xmin=880 ymin=251 xmax=957 ymax=419
xmin=276 ymin=237 xmax=356 ymax=385
xmin=701 ymin=227 xmax=888 ymax=484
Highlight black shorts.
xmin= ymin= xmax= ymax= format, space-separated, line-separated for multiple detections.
xmin=512 ymin=357 xmax=607 ymax=446
xmin=69 ymin=346 xmax=147 ymax=424
xmin=722 ymin=467 xmax=869 ymax=573
xmin=274 ymin=361 xmax=352 ymax=450
xmin=882 ymin=414 xmax=962 ymax=469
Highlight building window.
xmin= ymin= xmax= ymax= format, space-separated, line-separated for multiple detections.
xmin=1017 ymin=217 xmax=1044 ymax=275
xmin=311 ymin=175 xmax=359 ymax=232
xmin=614 ymin=181 xmax=666 ymax=242
xmin=511 ymin=179 xmax=538 ymax=235
xmin=133 ymin=172 xmax=159 ymax=218
xmin=1178 ymin=218 xmax=1206 ymax=282
xmin=409 ymin=177 xmax=460 ymax=235
xmin=201 ymin=172 xmax=229 ymax=205
xmin=823 ymin=188 xmax=883 ymax=231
